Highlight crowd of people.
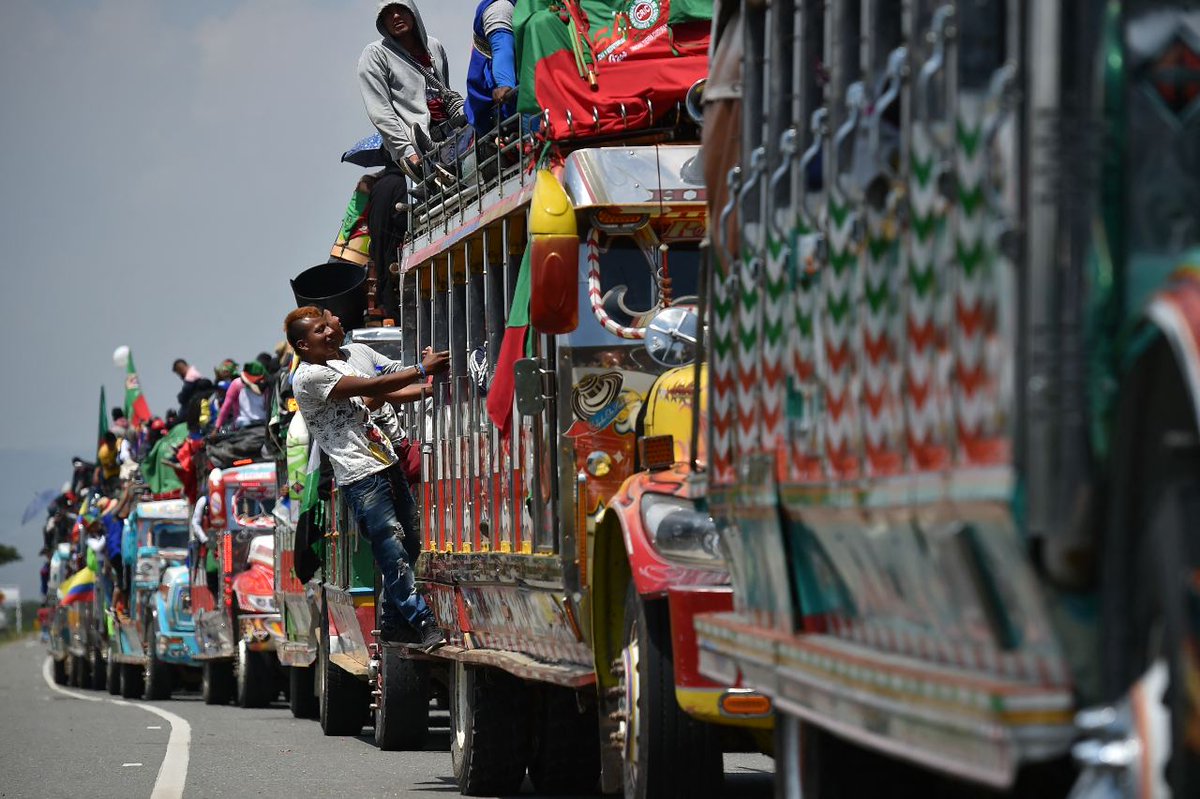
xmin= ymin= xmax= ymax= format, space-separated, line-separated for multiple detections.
xmin=37 ymin=349 xmax=290 ymax=621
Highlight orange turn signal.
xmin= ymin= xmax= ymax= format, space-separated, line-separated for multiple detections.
xmin=639 ymin=435 xmax=675 ymax=472
xmin=232 ymin=458 xmax=253 ymax=467
xmin=719 ymin=690 xmax=772 ymax=717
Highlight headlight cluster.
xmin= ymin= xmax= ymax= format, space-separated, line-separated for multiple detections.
xmin=238 ymin=592 xmax=278 ymax=614
xmin=640 ymin=495 xmax=724 ymax=566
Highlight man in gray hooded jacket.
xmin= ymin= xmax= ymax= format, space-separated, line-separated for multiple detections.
xmin=358 ymin=1 xmax=464 ymax=170
xmin=359 ymin=1 xmax=465 ymax=316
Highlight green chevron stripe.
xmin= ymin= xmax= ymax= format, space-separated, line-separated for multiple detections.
xmin=958 ymin=183 xmax=985 ymax=217
xmin=827 ymin=291 xmax=852 ymax=324
xmin=909 ymin=265 xmax=937 ymax=296
xmin=911 ymin=152 xmax=935 ymax=186
xmin=956 ymin=239 xmax=986 ymax=278
xmin=956 ymin=119 xmax=983 ymax=158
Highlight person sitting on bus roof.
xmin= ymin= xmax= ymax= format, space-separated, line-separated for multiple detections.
xmin=358 ymin=1 xmax=463 ymax=176
xmin=213 ymin=361 xmax=270 ymax=431
xmin=465 ymin=0 xmax=517 ymax=134
xmin=285 ymin=305 xmax=450 ymax=650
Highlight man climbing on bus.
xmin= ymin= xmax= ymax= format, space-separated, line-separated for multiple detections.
xmin=285 ymin=305 xmax=449 ymax=649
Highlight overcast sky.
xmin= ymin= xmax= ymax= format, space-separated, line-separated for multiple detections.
xmin=0 ymin=0 xmax=470 ymax=594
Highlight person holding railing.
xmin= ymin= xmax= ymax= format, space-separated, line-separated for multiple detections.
xmin=285 ymin=305 xmax=449 ymax=649
xmin=465 ymin=0 xmax=517 ymax=135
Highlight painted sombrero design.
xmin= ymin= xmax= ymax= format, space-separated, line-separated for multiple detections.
xmin=572 ymin=371 xmax=624 ymax=421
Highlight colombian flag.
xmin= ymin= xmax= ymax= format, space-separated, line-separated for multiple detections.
xmin=59 ymin=568 xmax=96 ymax=606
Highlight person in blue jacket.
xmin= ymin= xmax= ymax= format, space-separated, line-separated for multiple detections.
xmin=465 ymin=0 xmax=517 ymax=134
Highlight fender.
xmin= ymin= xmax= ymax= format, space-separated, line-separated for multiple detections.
xmin=1143 ymin=261 xmax=1200 ymax=431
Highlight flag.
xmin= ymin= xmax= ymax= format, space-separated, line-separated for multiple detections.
xmin=513 ymin=0 xmax=711 ymax=138
xmin=59 ymin=567 xmax=96 ymax=606
xmin=293 ymin=439 xmax=328 ymax=583
xmin=142 ymin=423 xmax=188 ymax=496
xmin=124 ymin=352 xmax=152 ymax=426
xmin=97 ymin=386 xmax=108 ymax=445
xmin=487 ymin=246 xmax=533 ymax=438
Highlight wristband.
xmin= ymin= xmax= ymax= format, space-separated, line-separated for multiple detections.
xmin=414 ymin=362 xmax=427 ymax=379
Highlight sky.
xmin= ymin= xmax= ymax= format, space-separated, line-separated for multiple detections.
xmin=0 ymin=0 xmax=471 ymax=598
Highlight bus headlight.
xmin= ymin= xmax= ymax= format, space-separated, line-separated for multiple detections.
xmin=640 ymin=495 xmax=723 ymax=567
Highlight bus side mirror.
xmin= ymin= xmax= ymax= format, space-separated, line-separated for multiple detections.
xmin=528 ymin=170 xmax=579 ymax=335
xmin=513 ymin=359 xmax=546 ymax=417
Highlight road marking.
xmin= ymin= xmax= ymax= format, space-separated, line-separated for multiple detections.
xmin=123 ymin=763 xmax=144 ymax=767
xmin=147 ymin=725 xmax=162 ymax=729
xmin=43 ymin=658 xmax=191 ymax=799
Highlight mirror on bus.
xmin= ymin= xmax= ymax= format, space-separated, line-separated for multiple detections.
xmin=513 ymin=358 xmax=545 ymax=416
xmin=643 ymin=305 xmax=699 ymax=367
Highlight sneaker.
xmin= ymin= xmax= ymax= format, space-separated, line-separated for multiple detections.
xmin=417 ymin=618 xmax=445 ymax=652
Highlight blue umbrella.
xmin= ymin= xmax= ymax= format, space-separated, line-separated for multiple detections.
xmin=21 ymin=488 xmax=61 ymax=526
xmin=341 ymin=133 xmax=389 ymax=168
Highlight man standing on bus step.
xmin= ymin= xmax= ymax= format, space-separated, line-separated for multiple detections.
xmin=285 ymin=305 xmax=450 ymax=649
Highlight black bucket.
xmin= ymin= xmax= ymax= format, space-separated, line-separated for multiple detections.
xmin=291 ymin=262 xmax=367 ymax=331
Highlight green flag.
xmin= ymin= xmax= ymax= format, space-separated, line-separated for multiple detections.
xmin=98 ymin=386 xmax=108 ymax=445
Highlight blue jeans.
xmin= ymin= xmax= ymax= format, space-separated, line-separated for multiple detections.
xmin=341 ymin=468 xmax=430 ymax=629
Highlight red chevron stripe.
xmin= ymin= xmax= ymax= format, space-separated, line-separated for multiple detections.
xmin=955 ymin=297 xmax=987 ymax=338
xmin=956 ymin=363 xmax=988 ymax=395
xmin=826 ymin=342 xmax=852 ymax=373
xmin=907 ymin=318 xmax=938 ymax=352
xmin=863 ymin=330 xmax=890 ymax=363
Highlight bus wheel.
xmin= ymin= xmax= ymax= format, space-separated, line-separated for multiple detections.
xmin=72 ymin=654 xmax=91 ymax=689
xmin=319 ymin=635 xmax=368 ymax=735
xmin=374 ymin=646 xmax=430 ymax=750
xmin=90 ymin=645 xmax=106 ymax=691
xmin=620 ymin=585 xmax=721 ymax=799
xmin=527 ymin=684 xmax=601 ymax=794
xmin=201 ymin=661 xmax=233 ymax=705
xmin=145 ymin=621 xmax=173 ymax=700
xmin=52 ymin=657 xmax=68 ymax=686
xmin=450 ymin=662 xmax=530 ymax=795
xmin=105 ymin=646 xmax=120 ymax=695
xmin=120 ymin=662 xmax=144 ymax=699
xmin=288 ymin=665 xmax=319 ymax=719
xmin=237 ymin=641 xmax=274 ymax=708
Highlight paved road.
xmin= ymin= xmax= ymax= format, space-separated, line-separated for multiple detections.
xmin=0 ymin=639 xmax=774 ymax=798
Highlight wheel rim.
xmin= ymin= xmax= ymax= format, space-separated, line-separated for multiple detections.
xmin=621 ymin=622 xmax=641 ymax=788
xmin=453 ymin=663 xmax=468 ymax=752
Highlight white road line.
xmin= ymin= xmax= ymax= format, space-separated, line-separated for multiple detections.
xmin=42 ymin=658 xmax=191 ymax=799
xmin=123 ymin=763 xmax=144 ymax=768
xmin=147 ymin=725 xmax=162 ymax=729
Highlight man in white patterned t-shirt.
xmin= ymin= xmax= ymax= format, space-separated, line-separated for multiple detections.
xmin=285 ymin=305 xmax=448 ymax=648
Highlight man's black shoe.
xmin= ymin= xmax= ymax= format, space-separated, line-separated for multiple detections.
xmin=417 ymin=619 xmax=445 ymax=652
xmin=377 ymin=622 xmax=413 ymax=645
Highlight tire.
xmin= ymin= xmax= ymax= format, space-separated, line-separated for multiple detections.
xmin=71 ymin=654 xmax=91 ymax=689
xmin=319 ymin=596 xmax=369 ymax=736
xmin=237 ymin=641 xmax=275 ymax=708
xmin=90 ymin=646 xmax=106 ymax=691
xmin=202 ymin=661 xmax=234 ymax=705
xmin=527 ymin=684 xmax=601 ymax=795
xmin=288 ymin=666 xmax=319 ymax=719
xmin=374 ymin=646 xmax=430 ymax=751
xmin=145 ymin=621 xmax=173 ymax=701
xmin=1101 ymin=340 xmax=1200 ymax=799
xmin=120 ymin=663 xmax=145 ymax=699
xmin=106 ymin=646 xmax=121 ymax=695
xmin=620 ymin=585 xmax=721 ymax=799
xmin=449 ymin=662 xmax=531 ymax=796
xmin=52 ymin=657 xmax=68 ymax=686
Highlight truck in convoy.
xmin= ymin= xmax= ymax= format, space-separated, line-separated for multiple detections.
xmin=107 ymin=498 xmax=200 ymax=699
xmin=285 ymin=3 xmax=775 ymax=796
xmin=190 ymin=456 xmax=285 ymax=708
xmin=688 ymin=1 xmax=1200 ymax=797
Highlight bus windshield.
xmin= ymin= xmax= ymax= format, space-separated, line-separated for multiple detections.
xmin=570 ymin=235 xmax=700 ymax=349
xmin=152 ymin=522 xmax=189 ymax=550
